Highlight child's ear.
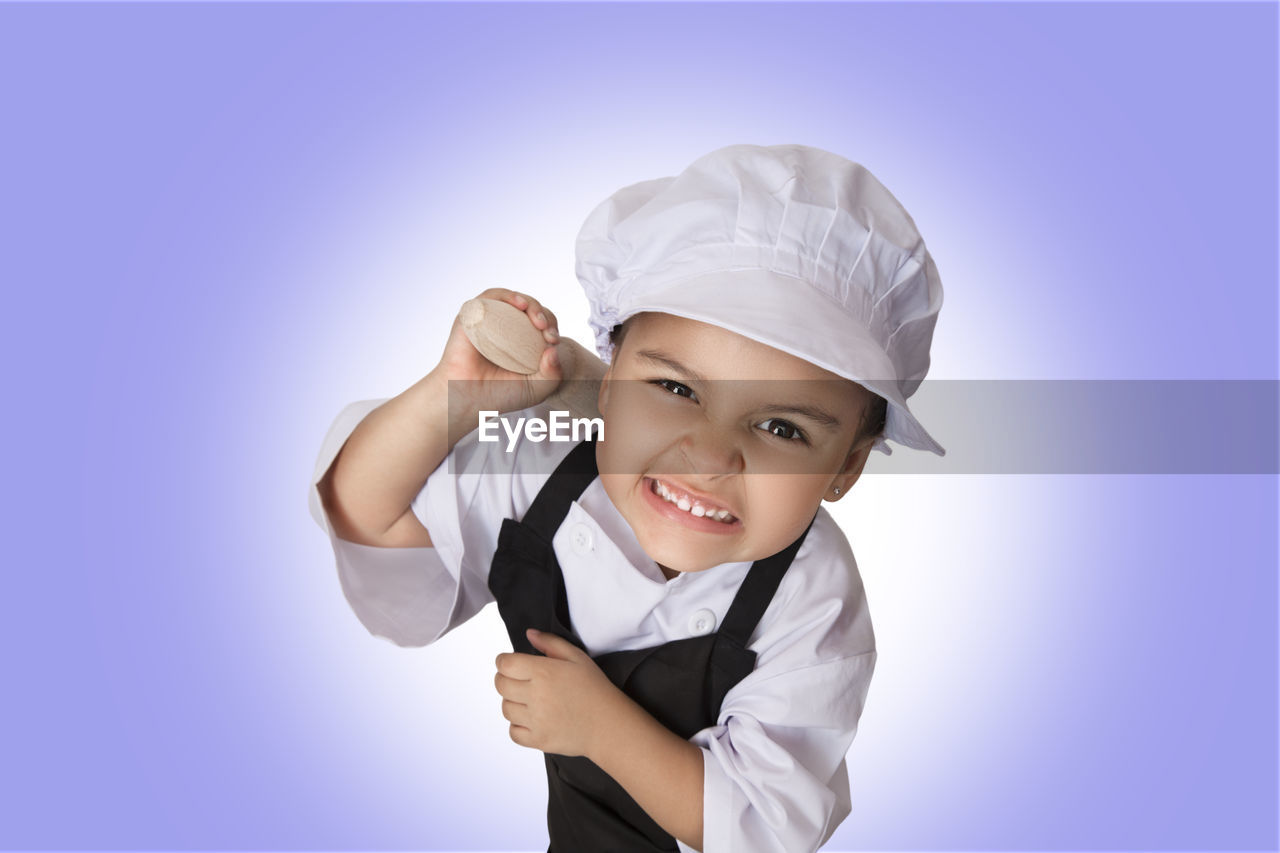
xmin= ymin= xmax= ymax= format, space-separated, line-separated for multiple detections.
xmin=829 ymin=435 xmax=876 ymax=499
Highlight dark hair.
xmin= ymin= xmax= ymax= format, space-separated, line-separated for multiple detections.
xmin=609 ymin=317 xmax=888 ymax=448
xmin=608 ymin=319 xmax=632 ymax=355
xmin=856 ymin=392 xmax=888 ymax=448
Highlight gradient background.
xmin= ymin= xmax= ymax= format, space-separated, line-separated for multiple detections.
xmin=1 ymin=1 xmax=1276 ymax=851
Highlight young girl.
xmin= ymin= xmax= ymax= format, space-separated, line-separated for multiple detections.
xmin=308 ymin=143 xmax=946 ymax=853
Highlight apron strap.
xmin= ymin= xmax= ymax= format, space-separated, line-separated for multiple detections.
xmin=519 ymin=434 xmax=600 ymax=541
xmin=717 ymin=509 xmax=818 ymax=648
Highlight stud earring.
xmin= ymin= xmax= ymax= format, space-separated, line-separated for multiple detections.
xmin=833 ymin=486 xmax=841 ymax=496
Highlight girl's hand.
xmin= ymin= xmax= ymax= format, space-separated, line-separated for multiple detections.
xmin=494 ymin=628 xmax=624 ymax=758
xmin=437 ymin=288 xmax=563 ymax=415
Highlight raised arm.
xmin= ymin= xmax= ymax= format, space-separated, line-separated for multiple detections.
xmin=317 ymin=370 xmax=457 ymax=548
xmin=318 ymin=288 xmax=564 ymax=548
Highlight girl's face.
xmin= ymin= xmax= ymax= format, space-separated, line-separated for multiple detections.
xmin=596 ymin=312 xmax=877 ymax=579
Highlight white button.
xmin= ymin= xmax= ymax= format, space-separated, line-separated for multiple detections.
xmin=688 ymin=608 xmax=716 ymax=636
xmin=570 ymin=522 xmax=594 ymax=555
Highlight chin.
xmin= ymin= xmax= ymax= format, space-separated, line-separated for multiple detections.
xmin=636 ymin=536 xmax=722 ymax=574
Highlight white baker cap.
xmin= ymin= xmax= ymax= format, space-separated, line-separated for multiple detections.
xmin=574 ymin=142 xmax=945 ymax=457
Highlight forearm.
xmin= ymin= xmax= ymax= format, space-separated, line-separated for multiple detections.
xmin=321 ymin=368 xmax=477 ymax=543
xmin=589 ymin=694 xmax=705 ymax=851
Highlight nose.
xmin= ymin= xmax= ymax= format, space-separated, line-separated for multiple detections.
xmin=678 ymin=422 xmax=744 ymax=478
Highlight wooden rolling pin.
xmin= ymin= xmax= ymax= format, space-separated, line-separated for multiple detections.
xmin=458 ymin=297 xmax=606 ymax=420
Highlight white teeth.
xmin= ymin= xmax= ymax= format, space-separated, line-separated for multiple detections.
xmin=650 ymin=479 xmax=736 ymax=524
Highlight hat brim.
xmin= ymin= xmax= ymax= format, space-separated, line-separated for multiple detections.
xmin=613 ymin=267 xmax=946 ymax=457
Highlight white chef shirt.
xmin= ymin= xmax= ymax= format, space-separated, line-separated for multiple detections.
xmin=308 ymin=397 xmax=879 ymax=853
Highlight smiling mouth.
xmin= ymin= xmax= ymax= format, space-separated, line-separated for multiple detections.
xmin=647 ymin=477 xmax=739 ymax=524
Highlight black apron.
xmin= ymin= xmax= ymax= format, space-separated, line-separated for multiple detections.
xmin=487 ymin=434 xmax=816 ymax=852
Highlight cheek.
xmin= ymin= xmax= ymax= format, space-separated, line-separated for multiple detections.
xmin=612 ymin=386 xmax=661 ymax=427
xmin=598 ymin=416 xmax=656 ymax=477
xmin=600 ymin=398 xmax=678 ymax=472
xmin=746 ymin=474 xmax=829 ymax=509
xmin=598 ymin=472 xmax=631 ymax=508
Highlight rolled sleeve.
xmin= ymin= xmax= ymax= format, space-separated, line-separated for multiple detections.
xmin=687 ymin=651 xmax=878 ymax=853
xmin=307 ymin=398 xmax=494 ymax=648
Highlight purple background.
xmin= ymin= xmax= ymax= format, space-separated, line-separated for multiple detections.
xmin=1 ymin=2 xmax=1275 ymax=851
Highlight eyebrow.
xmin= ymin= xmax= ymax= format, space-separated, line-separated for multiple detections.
xmin=633 ymin=348 xmax=845 ymax=430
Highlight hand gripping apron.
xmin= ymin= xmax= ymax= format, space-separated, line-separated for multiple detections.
xmin=487 ymin=434 xmax=816 ymax=852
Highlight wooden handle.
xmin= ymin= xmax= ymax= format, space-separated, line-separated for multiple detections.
xmin=458 ymin=297 xmax=606 ymax=420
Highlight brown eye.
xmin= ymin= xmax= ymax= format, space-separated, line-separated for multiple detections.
xmin=758 ymin=418 xmax=808 ymax=444
xmin=650 ymin=379 xmax=697 ymax=401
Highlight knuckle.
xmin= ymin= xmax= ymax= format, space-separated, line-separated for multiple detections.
xmin=485 ymin=287 xmax=524 ymax=305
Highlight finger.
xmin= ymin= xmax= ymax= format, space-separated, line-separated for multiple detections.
xmin=519 ymin=345 xmax=562 ymax=394
xmin=500 ymin=698 xmax=530 ymax=726
xmin=496 ymin=651 xmax=538 ymax=679
xmin=495 ymin=652 xmax=521 ymax=677
xmin=509 ymin=723 xmax=534 ymax=749
xmin=534 ymin=341 xmax=561 ymax=379
xmin=477 ymin=289 xmax=558 ymax=343
xmin=536 ymin=305 xmax=559 ymax=343
xmin=518 ymin=295 xmax=559 ymax=344
xmin=478 ymin=287 xmax=531 ymax=313
xmin=526 ymin=627 xmax=581 ymax=661
xmin=494 ymin=670 xmax=532 ymax=702
xmin=499 ymin=294 xmax=555 ymax=343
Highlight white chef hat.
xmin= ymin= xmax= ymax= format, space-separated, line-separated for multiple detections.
xmin=574 ymin=142 xmax=945 ymax=457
